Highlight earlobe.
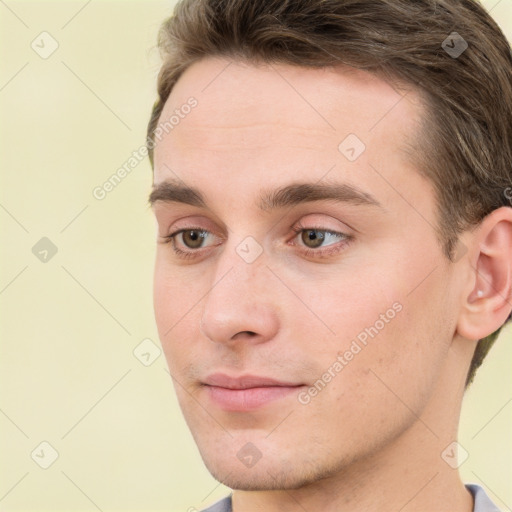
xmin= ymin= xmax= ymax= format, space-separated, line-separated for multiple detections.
xmin=456 ymin=207 xmax=512 ymax=341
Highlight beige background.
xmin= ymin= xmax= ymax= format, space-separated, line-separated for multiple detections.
xmin=0 ymin=1 xmax=511 ymax=511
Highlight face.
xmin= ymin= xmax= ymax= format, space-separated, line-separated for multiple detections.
xmin=151 ymin=58 xmax=462 ymax=490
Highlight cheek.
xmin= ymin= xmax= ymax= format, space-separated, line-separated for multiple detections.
xmin=290 ymin=250 xmax=450 ymax=389
xmin=153 ymin=258 xmax=173 ymax=337
xmin=287 ymin=265 xmax=402 ymax=354
xmin=153 ymin=252 xmax=198 ymax=326
xmin=153 ymin=256 xmax=198 ymax=366
xmin=326 ymin=284 xmax=451 ymax=419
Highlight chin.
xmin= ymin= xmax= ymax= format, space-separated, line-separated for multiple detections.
xmin=197 ymin=442 xmax=346 ymax=491
xmin=204 ymin=461 xmax=317 ymax=491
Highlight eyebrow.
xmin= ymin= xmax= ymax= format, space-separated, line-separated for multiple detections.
xmin=148 ymin=178 xmax=384 ymax=211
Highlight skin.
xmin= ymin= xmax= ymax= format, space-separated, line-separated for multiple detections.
xmin=150 ymin=57 xmax=512 ymax=512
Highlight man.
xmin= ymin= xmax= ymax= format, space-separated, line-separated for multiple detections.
xmin=146 ymin=1 xmax=512 ymax=510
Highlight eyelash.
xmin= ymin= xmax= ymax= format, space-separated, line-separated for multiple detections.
xmin=161 ymin=222 xmax=353 ymax=261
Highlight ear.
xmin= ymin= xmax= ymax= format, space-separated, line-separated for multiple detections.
xmin=456 ymin=206 xmax=512 ymax=341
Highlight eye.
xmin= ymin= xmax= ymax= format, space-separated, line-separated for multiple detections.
xmin=290 ymin=223 xmax=352 ymax=258
xmin=174 ymin=229 xmax=210 ymax=249
xmin=293 ymin=227 xmax=340 ymax=248
xmin=160 ymin=227 xmax=218 ymax=259
xmin=159 ymin=223 xmax=353 ymax=260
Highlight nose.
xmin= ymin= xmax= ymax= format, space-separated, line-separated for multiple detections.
xmin=199 ymin=244 xmax=280 ymax=347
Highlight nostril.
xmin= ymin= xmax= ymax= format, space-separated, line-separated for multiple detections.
xmin=234 ymin=331 xmax=257 ymax=338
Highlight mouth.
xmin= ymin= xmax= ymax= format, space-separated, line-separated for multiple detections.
xmin=201 ymin=373 xmax=305 ymax=411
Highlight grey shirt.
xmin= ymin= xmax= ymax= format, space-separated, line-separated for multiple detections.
xmin=199 ymin=484 xmax=500 ymax=512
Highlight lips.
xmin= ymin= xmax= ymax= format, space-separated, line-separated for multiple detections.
xmin=202 ymin=373 xmax=304 ymax=411
xmin=203 ymin=373 xmax=302 ymax=389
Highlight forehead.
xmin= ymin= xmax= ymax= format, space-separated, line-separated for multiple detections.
xmin=153 ymin=57 xmax=427 ymax=210
xmin=159 ymin=57 xmax=421 ymax=135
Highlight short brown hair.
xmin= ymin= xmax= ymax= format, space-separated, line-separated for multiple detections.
xmin=147 ymin=0 xmax=512 ymax=386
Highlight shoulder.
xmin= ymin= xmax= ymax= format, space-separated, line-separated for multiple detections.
xmin=198 ymin=495 xmax=232 ymax=512
xmin=466 ymin=483 xmax=501 ymax=512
